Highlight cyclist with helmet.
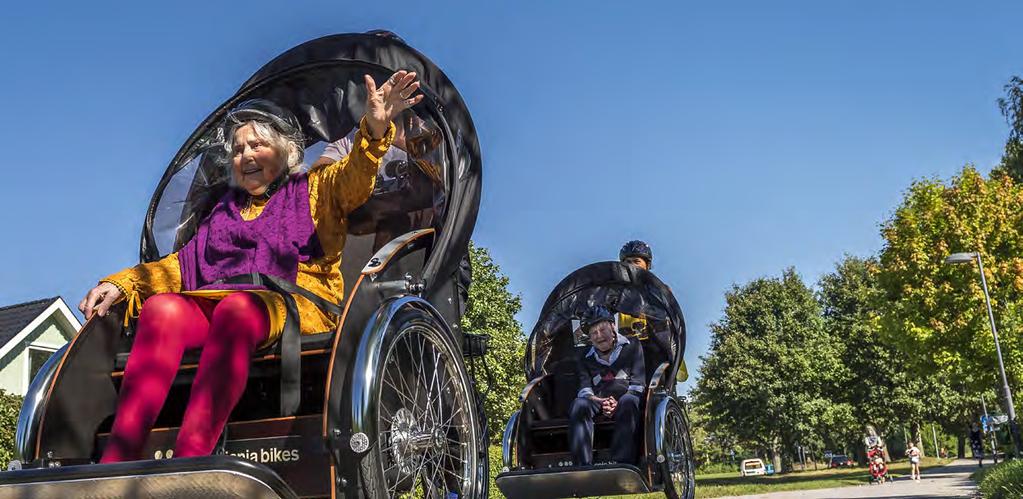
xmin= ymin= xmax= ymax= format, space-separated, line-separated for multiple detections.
xmin=619 ymin=240 xmax=652 ymax=271
xmin=615 ymin=240 xmax=691 ymax=381
xmin=78 ymin=70 xmax=423 ymax=463
xmin=569 ymin=306 xmax=646 ymax=466
xmin=618 ymin=240 xmax=653 ymax=337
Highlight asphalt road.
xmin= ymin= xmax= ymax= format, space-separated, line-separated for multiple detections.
xmin=716 ymin=459 xmax=979 ymax=499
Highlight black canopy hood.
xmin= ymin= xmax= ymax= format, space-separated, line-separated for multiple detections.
xmin=524 ymin=261 xmax=686 ymax=381
xmin=140 ymin=32 xmax=482 ymax=294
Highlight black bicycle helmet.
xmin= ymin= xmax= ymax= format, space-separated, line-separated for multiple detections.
xmin=224 ymin=98 xmax=307 ymax=175
xmin=619 ymin=240 xmax=653 ymax=268
xmin=579 ymin=305 xmax=615 ymax=332
xmin=226 ymin=98 xmax=305 ymax=146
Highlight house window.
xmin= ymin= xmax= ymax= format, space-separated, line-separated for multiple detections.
xmin=27 ymin=347 xmax=56 ymax=384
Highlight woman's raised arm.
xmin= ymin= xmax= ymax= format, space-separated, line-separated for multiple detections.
xmin=310 ymin=71 xmax=423 ymax=216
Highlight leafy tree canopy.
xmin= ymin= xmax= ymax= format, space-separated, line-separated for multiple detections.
xmin=460 ymin=242 xmax=527 ymax=440
xmin=877 ymin=166 xmax=1023 ymax=399
xmin=994 ymin=76 xmax=1023 ymax=182
xmin=694 ymin=268 xmax=842 ymax=466
xmin=818 ymin=256 xmax=971 ymax=448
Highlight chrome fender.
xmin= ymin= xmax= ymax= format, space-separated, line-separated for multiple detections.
xmin=647 ymin=394 xmax=674 ymax=467
xmin=14 ymin=344 xmax=67 ymax=463
xmin=501 ymin=410 xmax=520 ymax=471
xmin=347 ymin=295 xmax=458 ymax=455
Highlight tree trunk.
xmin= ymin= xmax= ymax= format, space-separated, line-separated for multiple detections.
xmin=915 ymin=422 xmax=926 ymax=457
xmin=957 ymin=434 xmax=966 ymax=459
xmin=851 ymin=446 xmax=863 ymax=465
xmin=771 ymin=437 xmax=782 ymax=473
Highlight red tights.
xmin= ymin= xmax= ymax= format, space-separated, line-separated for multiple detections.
xmin=100 ymin=292 xmax=270 ymax=463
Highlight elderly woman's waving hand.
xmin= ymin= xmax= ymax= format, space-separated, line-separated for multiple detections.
xmin=363 ymin=70 xmax=424 ymax=140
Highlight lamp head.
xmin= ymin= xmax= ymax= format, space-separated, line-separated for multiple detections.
xmin=945 ymin=252 xmax=979 ymax=264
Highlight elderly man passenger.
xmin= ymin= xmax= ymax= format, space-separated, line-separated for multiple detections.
xmin=569 ymin=306 xmax=646 ymax=466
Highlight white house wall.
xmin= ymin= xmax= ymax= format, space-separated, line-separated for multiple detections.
xmin=0 ymin=317 xmax=70 ymax=396
xmin=33 ymin=319 xmax=68 ymax=349
xmin=0 ymin=347 xmax=27 ymax=395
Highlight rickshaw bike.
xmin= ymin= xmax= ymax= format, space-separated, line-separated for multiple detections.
xmin=496 ymin=262 xmax=695 ymax=499
xmin=1 ymin=31 xmax=488 ymax=499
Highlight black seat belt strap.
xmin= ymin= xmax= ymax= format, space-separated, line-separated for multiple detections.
xmin=212 ymin=273 xmax=343 ymax=416
xmin=277 ymin=291 xmax=301 ymax=416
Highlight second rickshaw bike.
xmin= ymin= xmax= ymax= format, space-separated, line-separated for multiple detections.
xmin=496 ymin=262 xmax=696 ymax=499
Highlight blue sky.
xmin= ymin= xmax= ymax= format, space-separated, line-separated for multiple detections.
xmin=1 ymin=1 xmax=1020 ymax=389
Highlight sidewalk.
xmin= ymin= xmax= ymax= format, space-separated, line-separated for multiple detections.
xmin=714 ymin=459 xmax=978 ymax=498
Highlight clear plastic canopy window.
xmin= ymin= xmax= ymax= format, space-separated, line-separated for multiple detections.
xmin=150 ymin=66 xmax=449 ymax=258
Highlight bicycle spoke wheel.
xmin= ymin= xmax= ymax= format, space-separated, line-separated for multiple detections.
xmin=361 ymin=313 xmax=482 ymax=499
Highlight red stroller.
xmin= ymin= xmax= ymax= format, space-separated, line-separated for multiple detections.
xmin=867 ymin=446 xmax=889 ymax=484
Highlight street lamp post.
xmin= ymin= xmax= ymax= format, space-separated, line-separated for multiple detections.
xmin=945 ymin=251 xmax=1022 ymax=458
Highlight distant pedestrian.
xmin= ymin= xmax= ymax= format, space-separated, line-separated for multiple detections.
xmin=969 ymin=423 xmax=985 ymax=467
xmin=906 ymin=442 xmax=922 ymax=481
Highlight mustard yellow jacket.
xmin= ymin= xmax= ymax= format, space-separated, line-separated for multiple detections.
xmin=103 ymin=120 xmax=394 ymax=343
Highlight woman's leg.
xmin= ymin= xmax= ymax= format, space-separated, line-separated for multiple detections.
xmin=175 ymin=292 xmax=270 ymax=457
xmin=101 ymin=294 xmax=214 ymax=463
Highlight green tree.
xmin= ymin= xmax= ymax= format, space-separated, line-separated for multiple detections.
xmin=694 ymin=268 xmax=843 ymax=470
xmin=460 ymin=242 xmax=527 ymax=440
xmin=817 ymin=255 xmax=945 ymax=456
xmin=877 ymin=166 xmax=1023 ymax=402
xmin=687 ymin=399 xmax=745 ymax=470
xmin=0 ymin=390 xmax=21 ymax=466
xmin=994 ymin=76 xmax=1023 ymax=183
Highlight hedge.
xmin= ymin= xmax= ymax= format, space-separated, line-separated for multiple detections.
xmin=976 ymin=459 xmax=1023 ymax=499
xmin=0 ymin=389 xmax=22 ymax=466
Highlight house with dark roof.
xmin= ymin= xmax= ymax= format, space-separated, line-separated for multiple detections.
xmin=0 ymin=297 xmax=81 ymax=396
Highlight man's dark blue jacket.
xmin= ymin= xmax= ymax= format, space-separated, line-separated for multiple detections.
xmin=575 ymin=333 xmax=646 ymax=400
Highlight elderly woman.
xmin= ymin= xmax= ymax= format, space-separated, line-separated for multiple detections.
xmin=79 ymin=71 xmax=423 ymax=463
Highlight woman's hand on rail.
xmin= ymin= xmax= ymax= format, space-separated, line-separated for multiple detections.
xmin=79 ymin=282 xmax=124 ymax=321
xmin=363 ymin=70 xmax=424 ymax=140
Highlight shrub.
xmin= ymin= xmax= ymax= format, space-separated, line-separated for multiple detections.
xmin=699 ymin=461 xmax=740 ymax=475
xmin=0 ymin=390 xmax=23 ymax=466
xmin=977 ymin=459 xmax=1023 ymax=499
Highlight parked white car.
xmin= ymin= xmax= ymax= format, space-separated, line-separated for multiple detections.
xmin=740 ymin=458 xmax=767 ymax=477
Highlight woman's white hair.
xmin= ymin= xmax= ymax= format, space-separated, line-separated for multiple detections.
xmin=229 ymin=120 xmax=305 ymax=175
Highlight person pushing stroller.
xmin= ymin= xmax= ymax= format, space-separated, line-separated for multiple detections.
xmin=865 ymin=435 xmax=889 ymax=484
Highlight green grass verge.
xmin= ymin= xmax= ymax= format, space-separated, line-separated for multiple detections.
xmin=486 ymin=448 xmax=950 ymax=499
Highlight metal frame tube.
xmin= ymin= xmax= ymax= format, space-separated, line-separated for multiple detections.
xmin=501 ymin=411 xmax=520 ymax=471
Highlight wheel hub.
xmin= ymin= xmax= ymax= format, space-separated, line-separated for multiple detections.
xmin=388 ymin=407 xmax=447 ymax=476
xmin=375 ymin=324 xmax=480 ymax=499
